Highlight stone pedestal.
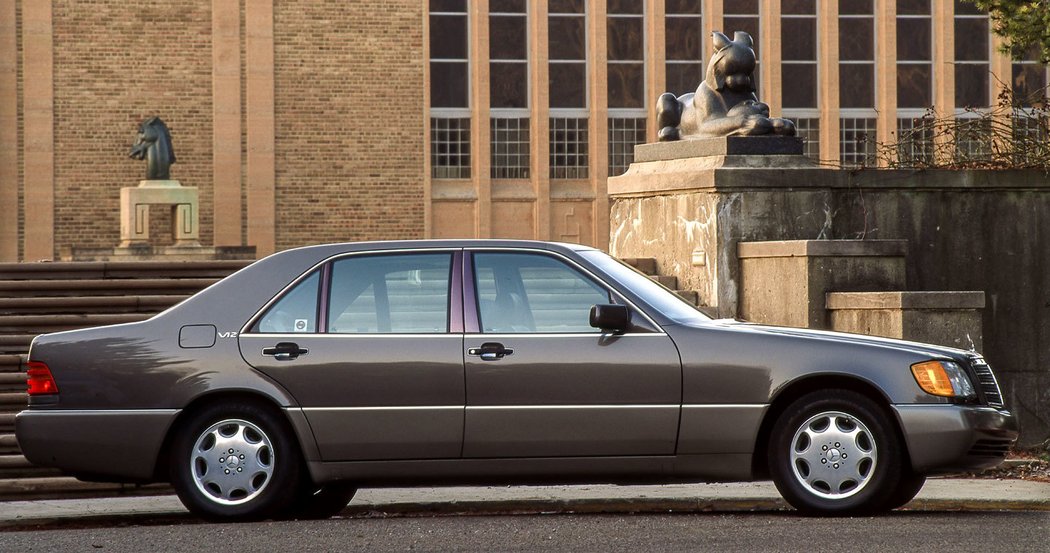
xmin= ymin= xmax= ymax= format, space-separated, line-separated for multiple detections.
xmin=119 ymin=180 xmax=200 ymax=248
xmin=827 ymin=291 xmax=985 ymax=351
xmin=737 ymin=240 xmax=907 ymax=329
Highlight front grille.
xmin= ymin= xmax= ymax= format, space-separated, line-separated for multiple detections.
xmin=968 ymin=439 xmax=1012 ymax=458
xmin=968 ymin=356 xmax=1005 ymax=408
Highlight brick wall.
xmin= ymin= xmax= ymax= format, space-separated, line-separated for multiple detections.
xmin=8 ymin=1 xmax=426 ymax=259
xmin=272 ymin=1 xmax=425 ymax=249
xmin=51 ymin=0 xmax=215 ymax=251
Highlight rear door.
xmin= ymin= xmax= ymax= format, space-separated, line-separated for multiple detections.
xmin=240 ymin=249 xmax=465 ymax=461
xmin=462 ymin=250 xmax=682 ymax=458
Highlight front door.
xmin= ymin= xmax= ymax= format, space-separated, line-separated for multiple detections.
xmin=241 ymin=250 xmax=464 ymax=461
xmin=462 ymin=250 xmax=682 ymax=458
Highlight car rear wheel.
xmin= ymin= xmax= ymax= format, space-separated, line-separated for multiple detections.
xmin=170 ymin=402 xmax=302 ymax=521
xmin=769 ymin=390 xmax=905 ymax=516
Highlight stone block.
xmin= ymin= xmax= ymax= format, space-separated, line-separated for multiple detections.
xmin=737 ymin=240 xmax=907 ymax=329
xmin=119 ymin=180 xmax=200 ymax=248
xmin=826 ymin=291 xmax=985 ymax=352
xmin=634 ymin=136 xmax=804 ymax=162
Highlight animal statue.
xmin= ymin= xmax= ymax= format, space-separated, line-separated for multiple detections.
xmin=129 ymin=116 xmax=176 ymax=180
xmin=657 ymin=31 xmax=796 ymax=141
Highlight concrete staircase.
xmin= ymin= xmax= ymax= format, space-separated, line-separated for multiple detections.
xmin=0 ymin=260 xmax=250 ymax=499
xmin=619 ymin=257 xmax=700 ymax=306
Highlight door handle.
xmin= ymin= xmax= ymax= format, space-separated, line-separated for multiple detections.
xmin=262 ymin=342 xmax=309 ymax=361
xmin=468 ymin=342 xmax=514 ymax=361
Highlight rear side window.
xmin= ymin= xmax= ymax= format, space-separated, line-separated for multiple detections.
xmin=252 ymin=270 xmax=321 ymax=333
xmin=328 ymin=253 xmax=452 ymax=333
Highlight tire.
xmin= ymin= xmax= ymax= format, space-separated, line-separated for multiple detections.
xmin=768 ymin=389 xmax=906 ymax=516
xmin=170 ymin=402 xmax=302 ymax=522
xmin=887 ymin=471 xmax=927 ymax=510
xmin=285 ymin=482 xmax=358 ymax=520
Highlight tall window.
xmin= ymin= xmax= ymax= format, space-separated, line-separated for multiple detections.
xmin=839 ymin=0 xmax=876 ymax=166
xmin=608 ymin=1 xmax=646 ymax=176
xmin=723 ymin=0 xmax=760 ymax=94
xmin=490 ymin=0 xmax=530 ymax=178
xmin=782 ymin=0 xmax=819 ymax=158
xmin=954 ymin=0 xmax=990 ymax=109
xmin=896 ymin=0 xmax=932 ymax=109
xmin=549 ymin=0 xmax=589 ymax=178
xmin=664 ymin=0 xmax=702 ymax=96
xmin=430 ymin=0 xmax=471 ymax=178
xmin=954 ymin=1 xmax=992 ymax=161
xmin=1012 ymin=47 xmax=1047 ymax=107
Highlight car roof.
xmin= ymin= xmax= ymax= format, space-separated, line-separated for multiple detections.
xmin=271 ymin=239 xmax=601 ymax=259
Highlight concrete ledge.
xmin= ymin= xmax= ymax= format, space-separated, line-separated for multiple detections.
xmin=738 ymin=239 xmax=909 ymax=259
xmin=634 ymin=136 xmax=804 ymax=162
xmin=827 ymin=291 xmax=986 ymax=310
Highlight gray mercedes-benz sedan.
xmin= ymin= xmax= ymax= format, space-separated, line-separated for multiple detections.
xmin=16 ymin=240 xmax=1017 ymax=520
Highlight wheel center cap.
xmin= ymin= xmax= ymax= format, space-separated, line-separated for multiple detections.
xmin=827 ymin=448 xmax=841 ymax=462
xmin=225 ymin=456 xmax=240 ymax=468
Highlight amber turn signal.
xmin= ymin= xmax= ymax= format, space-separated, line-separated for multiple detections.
xmin=910 ymin=360 xmax=958 ymax=397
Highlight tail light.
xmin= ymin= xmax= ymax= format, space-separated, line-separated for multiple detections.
xmin=26 ymin=361 xmax=59 ymax=395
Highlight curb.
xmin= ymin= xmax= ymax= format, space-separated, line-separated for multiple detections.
xmin=3 ymin=494 xmax=1049 ymax=530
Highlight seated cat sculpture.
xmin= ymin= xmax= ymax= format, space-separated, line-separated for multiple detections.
xmin=657 ymin=31 xmax=795 ymax=141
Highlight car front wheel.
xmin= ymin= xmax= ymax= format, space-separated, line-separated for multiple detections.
xmin=769 ymin=390 xmax=906 ymax=515
xmin=170 ymin=402 xmax=302 ymax=521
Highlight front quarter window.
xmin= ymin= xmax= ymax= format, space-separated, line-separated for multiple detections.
xmin=252 ymin=270 xmax=321 ymax=333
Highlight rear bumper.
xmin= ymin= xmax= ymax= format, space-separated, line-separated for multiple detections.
xmin=893 ymin=404 xmax=1019 ymax=474
xmin=15 ymin=409 xmax=178 ymax=482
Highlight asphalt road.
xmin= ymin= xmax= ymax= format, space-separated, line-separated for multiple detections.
xmin=1 ymin=511 xmax=1048 ymax=552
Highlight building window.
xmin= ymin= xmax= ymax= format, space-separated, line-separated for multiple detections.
xmin=430 ymin=0 xmax=470 ymax=178
xmin=895 ymin=117 xmax=934 ymax=167
xmin=665 ymin=0 xmax=702 ymax=96
xmin=550 ymin=1 xmax=588 ymax=178
xmin=431 ymin=117 xmax=471 ymax=179
xmin=490 ymin=0 xmax=530 ymax=179
xmin=954 ymin=117 xmax=992 ymax=161
xmin=897 ymin=0 xmax=932 ymax=109
xmin=550 ymin=117 xmax=589 ymax=179
xmin=790 ymin=117 xmax=821 ymax=159
xmin=491 ymin=118 xmax=530 ymax=179
xmin=1012 ymin=46 xmax=1048 ymax=107
xmin=608 ymin=117 xmax=646 ymax=175
xmin=954 ymin=1 xmax=990 ymax=109
xmin=839 ymin=0 xmax=875 ymax=109
xmin=782 ymin=1 xmax=817 ymax=109
xmin=608 ymin=1 xmax=646 ymax=177
xmin=840 ymin=117 xmax=877 ymax=167
xmin=724 ymin=0 xmax=760 ymax=94
xmin=1013 ymin=115 xmax=1049 ymax=165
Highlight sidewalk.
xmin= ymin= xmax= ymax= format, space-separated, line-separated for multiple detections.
xmin=2 ymin=478 xmax=1048 ymax=528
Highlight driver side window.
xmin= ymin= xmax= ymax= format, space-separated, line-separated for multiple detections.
xmin=474 ymin=252 xmax=611 ymax=333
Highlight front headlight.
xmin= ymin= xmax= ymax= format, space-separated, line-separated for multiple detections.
xmin=910 ymin=360 xmax=976 ymax=398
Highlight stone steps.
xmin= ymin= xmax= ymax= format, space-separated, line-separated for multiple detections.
xmin=0 ymin=261 xmax=248 ymax=497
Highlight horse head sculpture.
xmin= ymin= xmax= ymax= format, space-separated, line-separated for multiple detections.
xmin=129 ymin=116 xmax=176 ymax=180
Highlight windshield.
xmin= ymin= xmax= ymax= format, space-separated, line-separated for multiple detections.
xmin=581 ymin=251 xmax=712 ymax=324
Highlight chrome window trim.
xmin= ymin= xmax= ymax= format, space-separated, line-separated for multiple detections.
xmin=248 ymin=333 xmax=462 ymax=339
xmin=464 ymin=333 xmax=667 ymax=338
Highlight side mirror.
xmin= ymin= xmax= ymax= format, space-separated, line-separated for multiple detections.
xmin=589 ymin=304 xmax=630 ymax=332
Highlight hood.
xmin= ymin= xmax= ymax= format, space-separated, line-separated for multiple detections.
xmin=702 ymin=319 xmax=977 ymax=362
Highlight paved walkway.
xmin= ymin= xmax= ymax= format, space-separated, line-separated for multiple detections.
xmin=1 ymin=478 xmax=1048 ymax=527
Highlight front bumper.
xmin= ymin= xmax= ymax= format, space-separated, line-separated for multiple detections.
xmin=893 ymin=404 xmax=1019 ymax=474
xmin=15 ymin=409 xmax=178 ymax=482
